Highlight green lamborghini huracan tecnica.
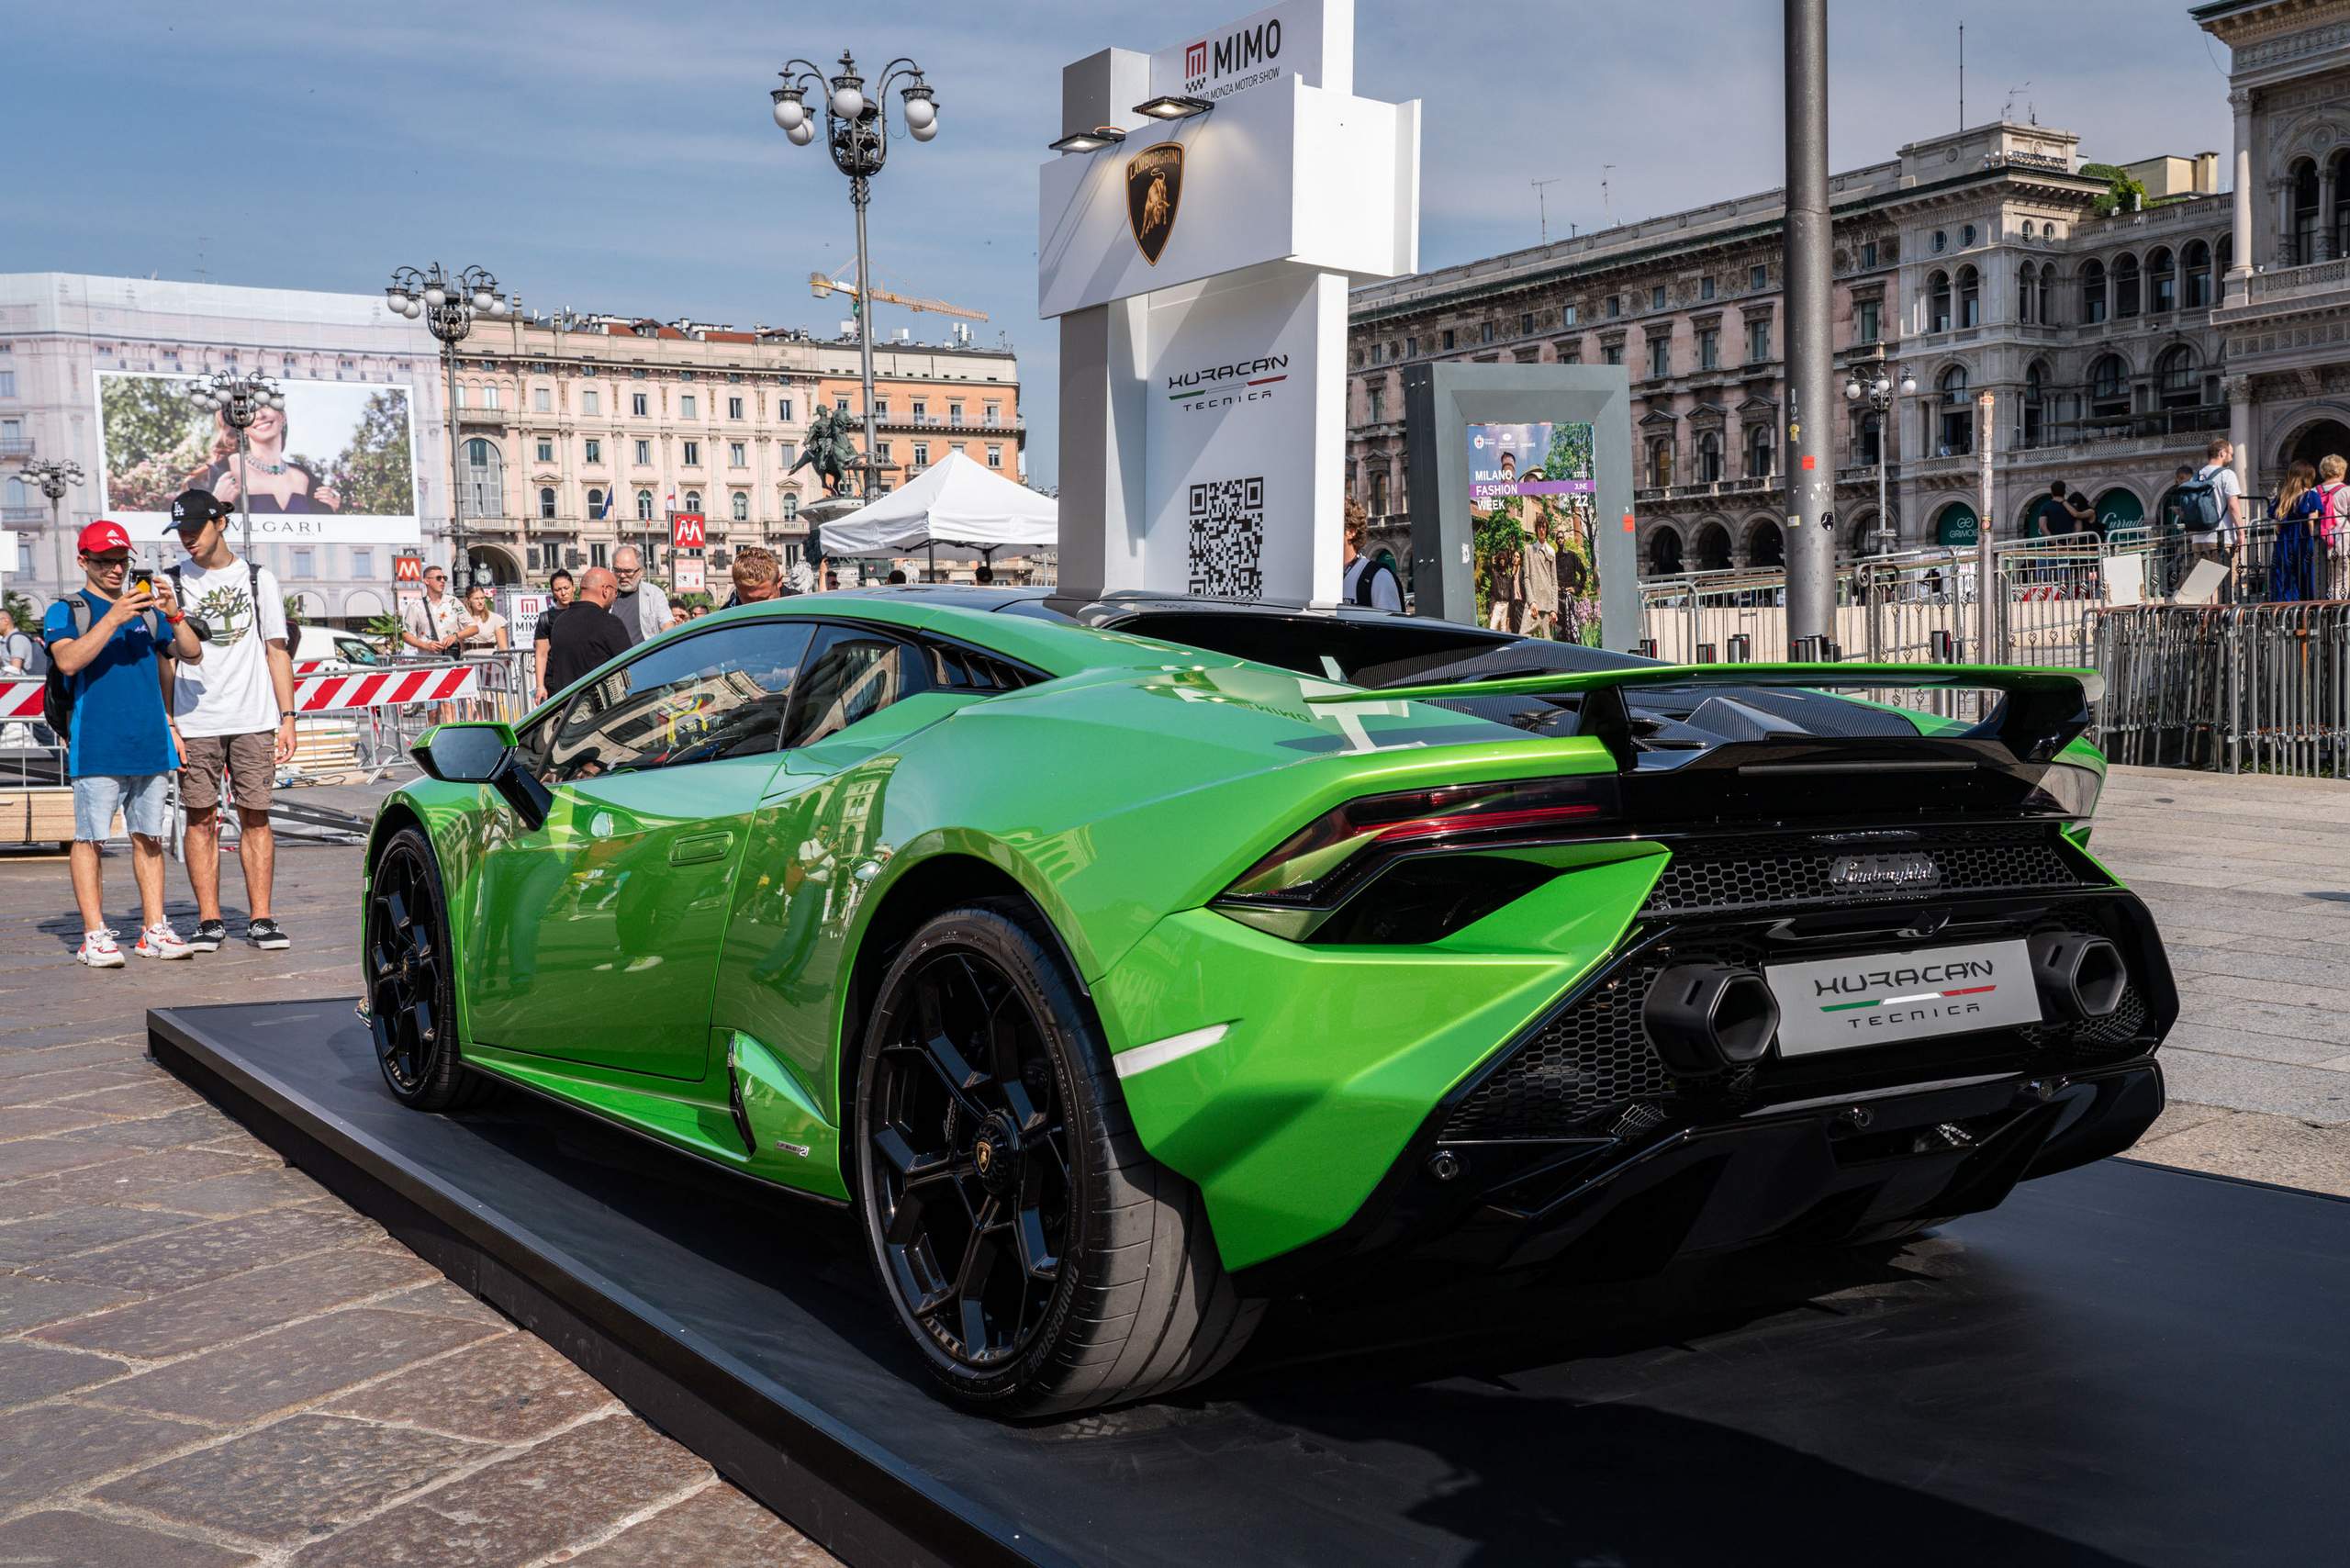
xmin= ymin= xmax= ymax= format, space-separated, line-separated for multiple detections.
xmin=362 ymin=588 xmax=2174 ymax=1415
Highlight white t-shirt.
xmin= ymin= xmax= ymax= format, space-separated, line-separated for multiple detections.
xmin=169 ymin=557 xmax=287 ymax=738
xmin=2193 ymin=462 xmax=2243 ymax=545
xmin=1342 ymin=554 xmax=1404 ymax=612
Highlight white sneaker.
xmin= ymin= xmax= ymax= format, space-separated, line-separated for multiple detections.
xmin=76 ymin=928 xmax=126 ymax=969
xmin=134 ymin=923 xmax=195 ymax=961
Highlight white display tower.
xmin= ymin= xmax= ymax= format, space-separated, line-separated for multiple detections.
xmin=1040 ymin=0 xmax=1419 ymax=602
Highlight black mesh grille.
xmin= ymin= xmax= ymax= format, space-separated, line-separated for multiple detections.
xmin=1641 ymin=823 xmax=2082 ymax=918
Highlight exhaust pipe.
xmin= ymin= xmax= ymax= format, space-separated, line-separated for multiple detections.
xmin=2029 ymin=933 xmax=2127 ymax=1021
xmin=1644 ymin=963 xmax=1781 ymax=1075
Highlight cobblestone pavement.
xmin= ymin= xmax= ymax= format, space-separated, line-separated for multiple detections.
xmin=0 ymin=843 xmax=831 ymax=1566
xmin=2 ymin=767 xmax=2342 ymax=1561
xmin=2092 ymin=765 xmax=2350 ymax=1197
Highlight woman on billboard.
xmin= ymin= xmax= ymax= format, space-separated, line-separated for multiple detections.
xmin=189 ymin=405 xmax=341 ymax=514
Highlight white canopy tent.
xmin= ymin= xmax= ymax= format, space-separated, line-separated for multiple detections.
xmin=817 ymin=450 xmax=1057 ymax=568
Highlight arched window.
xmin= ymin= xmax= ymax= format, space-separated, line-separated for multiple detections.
xmin=1648 ymin=526 xmax=1684 ymax=576
xmin=2217 ymin=232 xmax=2234 ymax=286
xmin=2042 ymin=263 xmax=2062 ymax=325
xmin=1956 ymin=265 xmax=1981 ymax=328
xmin=731 ymin=492 xmax=749 ymax=522
xmin=2087 ymin=353 xmax=2131 ymax=418
xmin=636 ymin=489 xmax=654 ymax=521
xmin=586 ymin=488 xmax=604 ymax=518
xmin=2156 ymin=345 xmax=2199 ymax=411
xmin=684 ymin=490 xmax=701 ymax=514
xmin=1928 ymin=270 xmax=1953 ymax=333
xmin=2021 ymin=360 xmax=2049 ymax=449
xmin=1744 ymin=422 xmax=1774 ymax=478
xmin=2148 ymin=247 xmax=2177 ymax=313
xmin=1371 ymin=469 xmax=1390 ymax=513
xmin=1695 ymin=521 xmax=1732 ymax=570
xmin=1648 ymin=436 xmax=1673 ymax=489
xmin=1696 ymin=430 xmax=1723 ymax=483
xmin=1938 ymin=365 xmax=1973 ymax=456
xmin=2113 ymin=253 xmax=2141 ymax=318
xmin=2082 ymin=258 xmax=2108 ymax=323
xmin=538 ymin=487 xmax=556 ymax=520
xmin=6 ymin=476 xmax=31 ymax=510
xmin=458 ymin=438 xmax=501 ymax=521
xmin=2018 ymin=263 xmax=2038 ymax=324
xmin=2290 ymin=159 xmax=2322 ymax=264
xmin=2183 ymin=240 xmax=2213 ymax=308
xmin=1749 ymin=520 xmax=1785 ymax=568
xmin=782 ymin=493 xmax=800 ymax=522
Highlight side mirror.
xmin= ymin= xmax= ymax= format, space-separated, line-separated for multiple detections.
xmin=413 ymin=722 xmax=553 ymax=832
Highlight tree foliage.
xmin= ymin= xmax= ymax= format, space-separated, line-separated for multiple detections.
xmin=329 ymin=389 xmax=417 ymax=516
xmin=100 ymin=376 xmax=209 ymax=510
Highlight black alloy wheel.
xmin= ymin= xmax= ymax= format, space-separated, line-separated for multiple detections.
xmin=365 ymin=827 xmax=483 ymax=1112
xmin=856 ymin=901 xmax=1260 ymax=1416
xmin=867 ymin=934 xmax=1074 ymax=1372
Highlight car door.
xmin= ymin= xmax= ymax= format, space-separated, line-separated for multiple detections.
xmin=464 ymin=618 xmax=816 ymax=1081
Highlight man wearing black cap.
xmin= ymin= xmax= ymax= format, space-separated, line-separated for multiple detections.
xmin=161 ymin=488 xmax=297 ymax=953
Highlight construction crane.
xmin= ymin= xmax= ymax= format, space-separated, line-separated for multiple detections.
xmin=809 ymin=267 xmax=988 ymax=322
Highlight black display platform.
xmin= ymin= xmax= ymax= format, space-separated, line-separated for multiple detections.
xmin=150 ymin=1002 xmax=2349 ymax=1568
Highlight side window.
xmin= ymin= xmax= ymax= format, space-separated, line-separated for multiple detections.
xmin=543 ymin=621 xmax=815 ymax=782
xmin=784 ymin=626 xmax=930 ymax=748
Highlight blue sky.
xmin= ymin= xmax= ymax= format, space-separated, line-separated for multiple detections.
xmin=4 ymin=2 xmax=2233 ymax=485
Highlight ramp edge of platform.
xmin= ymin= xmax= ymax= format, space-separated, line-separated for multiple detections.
xmin=145 ymin=1002 xmax=1052 ymax=1568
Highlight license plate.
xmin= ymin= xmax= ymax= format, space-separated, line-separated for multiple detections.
xmin=1766 ymin=939 xmax=2042 ymax=1057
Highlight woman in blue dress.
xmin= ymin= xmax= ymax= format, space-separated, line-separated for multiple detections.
xmin=2268 ymin=460 xmax=2322 ymax=602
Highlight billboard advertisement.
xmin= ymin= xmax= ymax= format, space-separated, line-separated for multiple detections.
xmin=95 ymin=370 xmax=422 ymax=545
xmin=1465 ymin=420 xmax=1598 ymax=642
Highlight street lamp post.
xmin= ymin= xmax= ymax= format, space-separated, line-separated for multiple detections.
xmin=385 ymin=264 xmax=513 ymax=587
xmin=1845 ymin=357 xmax=1917 ymax=661
xmin=771 ymin=51 xmax=940 ymax=500
xmin=18 ymin=456 xmax=84 ymax=595
xmin=185 ymin=371 xmax=285 ymax=559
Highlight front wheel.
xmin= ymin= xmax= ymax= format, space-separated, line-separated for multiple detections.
xmin=855 ymin=901 xmax=1259 ymax=1416
xmin=364 ymin=826 xmax=485 ymax=1113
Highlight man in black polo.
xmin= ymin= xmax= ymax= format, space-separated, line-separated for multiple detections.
xmin=543 ymin=566 xmax=631 ymax=695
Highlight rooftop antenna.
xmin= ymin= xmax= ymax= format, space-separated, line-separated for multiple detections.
xmin=1958 ymin=22 xmax=1965 ymax=133
xmin=1532 ymin=176 xmax=1561 ymax=245
xmin=195 ymin=235 xmax=209 ymax=283
xmin=1601 ymin=164 xmax=1617 ymax=228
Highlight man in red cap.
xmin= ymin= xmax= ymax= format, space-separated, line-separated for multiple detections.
xmin=43 ymin=520 xmax=204 ymax=966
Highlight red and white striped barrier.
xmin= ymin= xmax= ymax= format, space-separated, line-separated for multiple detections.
xmin=3 ymin=663 xmax=479 ymax=722
xmin=292 ymin=664 xmax=479 ymax=714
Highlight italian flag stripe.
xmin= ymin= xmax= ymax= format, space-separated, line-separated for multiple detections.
xmin=1820 ymin=984 xmax=1997 ymax=1014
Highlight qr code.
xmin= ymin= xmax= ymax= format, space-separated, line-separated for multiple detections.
xmin=1186 ymin=476 xmax=1265 ymax=598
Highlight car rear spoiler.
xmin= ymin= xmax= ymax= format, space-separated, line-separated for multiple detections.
xmin=1306 ymin=662 xmax=2100 ymax=768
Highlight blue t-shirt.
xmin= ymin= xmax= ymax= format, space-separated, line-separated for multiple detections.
xmin=43 ymin=590 xmax=180 ymax=779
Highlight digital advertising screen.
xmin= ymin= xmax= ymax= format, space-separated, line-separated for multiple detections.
xmin=95 ymin=370 xmax=422 ymax=545
xmin=1464 ymin=420 xmax=1599 ymax=643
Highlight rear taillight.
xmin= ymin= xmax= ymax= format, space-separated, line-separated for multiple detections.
xmin=1215 ymin=776 xmax=1617 ymax=939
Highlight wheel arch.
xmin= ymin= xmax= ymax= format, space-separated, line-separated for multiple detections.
xmin=835 ymin=848 xmax=1097 ymax=1131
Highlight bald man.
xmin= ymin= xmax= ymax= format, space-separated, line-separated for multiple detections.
xmin=543 ymin=566 xmax=632 ymax=695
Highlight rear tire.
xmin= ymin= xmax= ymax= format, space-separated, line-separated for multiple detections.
xmin=365 ymin=826 xmax=487 ymax=1114
xmin=855 ymin=900 xmax=1260 ymax=1416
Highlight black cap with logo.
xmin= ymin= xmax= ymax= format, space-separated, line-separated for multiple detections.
xmin=168 ymin=489 xmax=231 ymax=531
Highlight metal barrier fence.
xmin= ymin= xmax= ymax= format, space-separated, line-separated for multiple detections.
xmin=2093 ymin=602 xmax=2350 ymax=778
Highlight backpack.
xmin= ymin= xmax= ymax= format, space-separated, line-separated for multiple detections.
xmin=2317 ymin=482 xmax=2349 ymax=552
xmin=1349 ymin=554 xmax=1399 ymax=609
xmin=41 ymin=594 xmax=165 ymax=745
xmin=2176 ymin=472 xmax=2223 ymax=536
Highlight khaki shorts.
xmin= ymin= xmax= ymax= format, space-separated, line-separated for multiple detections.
xmin=181 ymin=731 xmax=276 ymax=813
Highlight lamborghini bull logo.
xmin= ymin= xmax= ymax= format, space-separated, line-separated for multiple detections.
xmin=1125 ymin=141 xmax=1184 ymax=265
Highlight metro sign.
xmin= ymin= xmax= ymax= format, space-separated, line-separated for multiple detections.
xmin=672 ymin=512 xmax=707 ymax=551
xmin=394 ymin=554 xmax=423 ymax=583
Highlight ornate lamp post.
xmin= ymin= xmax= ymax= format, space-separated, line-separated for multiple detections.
xmin=771 ymin=51 xmax=940 ymax=499
xmin=185 ymin=370 xmax=285 ymax=557
xmin=1844 ymin=358 xmax=1917 ymax=556
xmin=385 ymin=264 xmax=513 ymax=586
xmin=17 ymin=456 xmax=84 ymax=593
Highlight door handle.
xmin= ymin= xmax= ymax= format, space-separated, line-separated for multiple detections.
xmin=669 ymin=831 xmax=733 ymax=866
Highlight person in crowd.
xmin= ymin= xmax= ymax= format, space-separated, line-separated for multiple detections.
xmin=160 ymin=489 xmax=296 ymax=953
xmin=400 ymin=565 xmax=465 ymax=656
xmin=823 ymin=568 xmax=842 ymax=592
xmin=2316 ymin=454 xmax=2350 ymax=600
xmin=458 ymin=584 xmax=509 ymax=653
xmin=43 ymin=520 xmax=203 ymax=966
xmin=2269 ymin=460 xmax=2322 ymax=602
xmin=1341 ymin=498 xmax=1404 ymax=611
xmin=2154 ymin=465 xmax=2197 ymax=594
xmin=726 ymin=548 xmax=783 ymax=609
xmin=1523 ymin=511 xmax=1561 ymax=638
xmin=2030 ymin=480 xmax=2091 ymax=540
xmin=2186 ymin=436 xmax=2246 ymax=600
xmin=543 ymin=566 xmax=632 ymax=695
xmin=532 ymin=568 xmax=575 ymax=702
xmin=974 ymin=565 xmax=995 ymax=586
xmin=885 ymin=569 xmax=909 ymax=585
xmin=609 ymin=546 xmax=679 ymax=645
xmin=1 ymin=608 xmax=41 ymax=675
xmin=189 ymin=403 xmax=341 ymax=515
xmin=1485 ymin=539 xmax=1526 ymax=633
